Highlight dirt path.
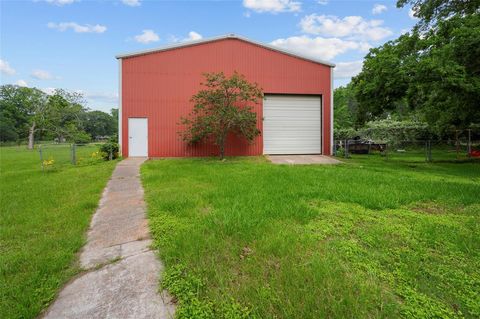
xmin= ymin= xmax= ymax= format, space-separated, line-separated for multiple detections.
xmin=43 ymin=158 xmax=175 ymax=319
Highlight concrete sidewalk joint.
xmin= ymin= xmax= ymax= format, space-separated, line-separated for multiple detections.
xmin=43 ymin=157 xmax=175 ymax=319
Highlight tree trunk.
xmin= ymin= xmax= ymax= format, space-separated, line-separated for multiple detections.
xmin=219 ymin=132 xmax=227 ymax=160
xmin=219 ymin=142 xmax=225 ymax=160
xmin=28 ymin=122 xmax=35 ymax=150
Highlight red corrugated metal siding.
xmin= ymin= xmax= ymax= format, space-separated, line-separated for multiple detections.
xmin=121 ymin=38 xmax=332 ymax=157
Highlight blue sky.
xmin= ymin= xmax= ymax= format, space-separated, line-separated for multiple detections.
xmin=0 ymin=0 xmax=416 ymax=112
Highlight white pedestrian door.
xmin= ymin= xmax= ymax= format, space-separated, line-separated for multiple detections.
xmin=128 ymin=118 xmax=148 ymax=157
xmin=263 ymin=95 xmax=321 ymax=154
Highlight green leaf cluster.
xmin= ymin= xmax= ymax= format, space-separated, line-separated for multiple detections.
xmin=0 ymin=84 xmax=118 ymax=146
xmin=339 ymin=0 xmax=480 ymax=134
xmin=180 ymin=72 xmax=262 ymax=159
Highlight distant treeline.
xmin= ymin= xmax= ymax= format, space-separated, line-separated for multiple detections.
xmin=0 ymin=85 xmax=117 ymax=148
xmin=334 ymin=0 xmax=480 ymax=138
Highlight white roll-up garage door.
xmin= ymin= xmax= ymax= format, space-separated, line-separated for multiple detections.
xmin=263 ymin=95 xmax=321 ymax=154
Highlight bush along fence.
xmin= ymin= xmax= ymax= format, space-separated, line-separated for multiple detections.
xmin=333 ymin=129 xmax=480 ymax=162
xmin=38 ymin=142 xmax=119 ymax=172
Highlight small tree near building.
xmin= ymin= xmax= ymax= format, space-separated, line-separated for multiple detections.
xmin=180 ymin=72 xmax=262 ymax=159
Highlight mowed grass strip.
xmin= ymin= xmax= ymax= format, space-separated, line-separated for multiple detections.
xmin=141 ymin=156 xmax=480 ymax=318
xmin=0 ymin=145 xmax=116 ymax=319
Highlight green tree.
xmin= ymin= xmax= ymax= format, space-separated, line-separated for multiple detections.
xmin=83 ymin=110 xmax=115 ymax=139
xmin=109 ymin=108 xmax=119 ymax=143
xmin=408 ymin=14 xmax=480 ymax=132
xmin=111 ymin=108 xmax=118 ymax=133
xmin=352 ymin=10 xmax=480 ymax=133
xmin=397 ymin=0 xmax=480 ymax=28
xmin=45 ymin=89 xmax=89 ymax=143
xmin=0 ymin=85 xmax=49 ymax=148
xmin=333 ymin=84 xmax=357 ymax=129
xmin=0 ymin=114 xmax=18 ymax=142
xmin=0 ymin=85 xmax=26 ymax=142
xmin=180 ymin=72 xmax=262 ymax=159
xmin=351 ymin=33 xmax=418 ymax=125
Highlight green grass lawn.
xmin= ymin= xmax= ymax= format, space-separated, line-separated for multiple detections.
xmin=0 ymin=145 xmax=116 ymax=319
xmin=141 ymin=156 xmax=480 ymax=319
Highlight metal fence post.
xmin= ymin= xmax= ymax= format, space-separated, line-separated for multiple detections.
xmin=71 ymin=144 xmax=76 ymax=165
xmin=39 ymin=145 xmax=44 ymax=172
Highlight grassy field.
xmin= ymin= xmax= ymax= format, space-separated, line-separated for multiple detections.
xmin=142 ymin=156 xmax=480 ymax=319
xmin=0 ymin=145 xmax=116 ymax=319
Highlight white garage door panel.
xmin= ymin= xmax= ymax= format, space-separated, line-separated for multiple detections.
xmin=263 ymin=95 xmax=321 ymax=154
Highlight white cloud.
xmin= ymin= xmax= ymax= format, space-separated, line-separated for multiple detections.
xmin=408 ymin=8 xmax=418 ymax=19
xmin=185 ymin=31 xmax=203 ymax=41
xmin=300 ymin=14 xmax=393 ymax=41
xmin=134 ymin=29 xmax=160 ymax=44
xmin=243 ymin=0 xmax=301 ymax=13
xmin=121 ymin=0 xmax=141 ymax=7
xmin=47 ymin=22 xmax=107 ymax=33
xmin=334 ymin=60 xmax=363 ymax=78
xmin=270 ymin=36 xmax=371 ymax=60
xmin=169 ymin=31 xmax=203 ymax=43
xmin=372 ymin=4 xmax=387 ymax=15
xmin=0 ymin=59 xmax=16 ymax=75
xmin=318 ymin=0 xmax=328 ymax=5
xmin=16 ymin=79 xmax=28 ymax=87
xmin=43 ymin=0 xmax=77 ymax=6
xmin=31 ymin=69 xmax=59 ymax=80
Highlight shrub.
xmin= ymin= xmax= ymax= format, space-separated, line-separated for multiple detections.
xmin=334 ymin=127 xmax=359 ymax=140
xmin=109 ymin=133 xmax=118 ymax=143
xmin=72 ymin=131 xmax=92 ymax=144
xmin=334 ymin=119 xmax=433 ymax=147
xmin=99 ymin=142 xmax=119 ymax=160
xmin=359 ymin=119 xmax=430 ymax=143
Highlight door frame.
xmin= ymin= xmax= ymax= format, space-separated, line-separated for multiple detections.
xmin=128 ymin=117 xmax=148 ymax=157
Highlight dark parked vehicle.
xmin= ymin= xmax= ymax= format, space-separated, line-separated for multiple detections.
xmin=335 ymin=139 xmax=387 ymax=155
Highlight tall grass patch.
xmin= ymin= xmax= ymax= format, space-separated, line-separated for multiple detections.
xmin=0 ymin=145 xmax=116 ymax=318
xmin=142 ymin=157 xmax=479 ymax=318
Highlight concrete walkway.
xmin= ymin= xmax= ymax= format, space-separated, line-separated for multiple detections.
xmin=268 ymin=155 xmax=342 ymax=165
xmin=43 ymin=158 xmax=175 ymax=319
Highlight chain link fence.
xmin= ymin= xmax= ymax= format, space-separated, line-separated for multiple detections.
xmin=37 ymin=143 xmax=111 ymax=171
xmin=334 ymin=130 xmax=480 ymax=162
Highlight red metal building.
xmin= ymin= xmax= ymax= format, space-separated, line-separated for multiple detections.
xmin=116 ymin=34 xmax=334 ymax=158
